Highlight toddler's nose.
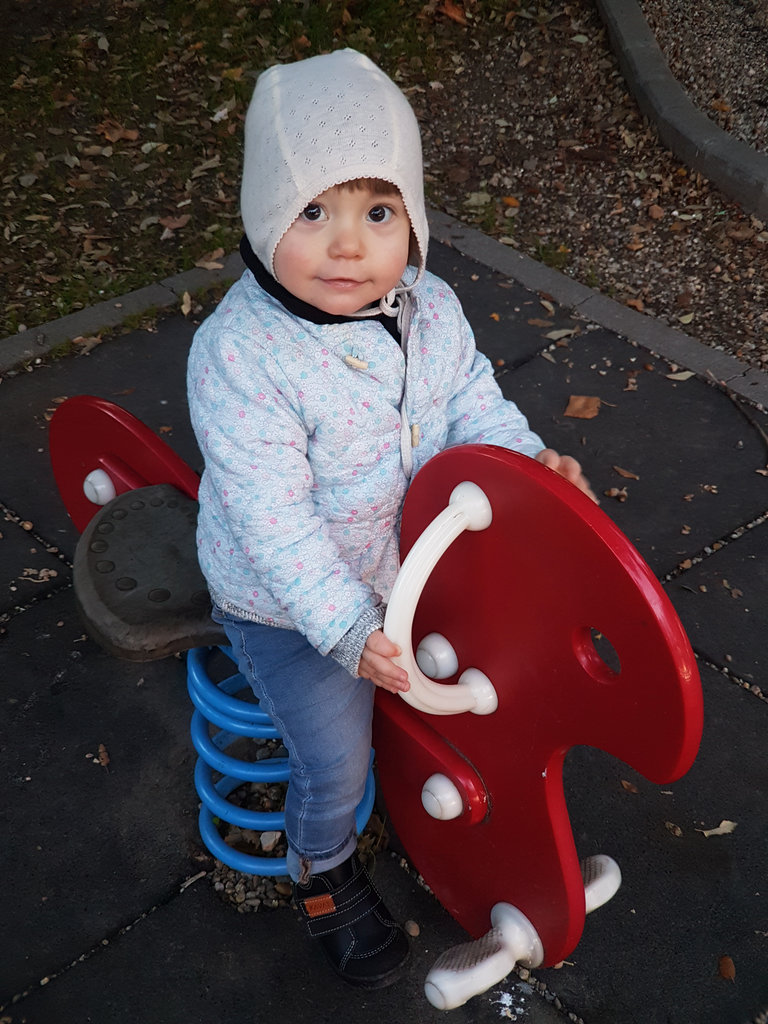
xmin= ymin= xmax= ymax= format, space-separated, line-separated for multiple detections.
xmin=329 ymin=222 xmax=363 ymax=258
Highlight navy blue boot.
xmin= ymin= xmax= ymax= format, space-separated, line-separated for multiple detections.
xmin=294 ymin=852 xmax=410 ymax=988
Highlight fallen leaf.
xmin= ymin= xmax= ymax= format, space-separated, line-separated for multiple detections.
xmin=181 ymin=291 xmax=193 ymax=316
xmin=626 ymin=298 xmax=644 ymax=312
xmin=195 ymin=247 xmax=225 ymax=270
xmin=464 ymin=191 xmax=491 ymax=208
xmin=527 ymin=318 xmax=553 ymax=328
xmin=665 ymin=821 xmax=683 ymax=837
xmin=159 ymin=214 xmax=191 ymax=231
xmin=545 ymin=328 xmax=578 ymax=341
xmin=620 ymin=779 xmax=639 ymax=794
xmin=191 ymin=154 xmax=221 ymax=178
xmin=678 ymin=312 xmax=695 ymax=325
xmin=718 ymin=955 xmax=736 ymax=982
xmin=726 ymin=224 xmax=754 ymax=242
xmin=438 ymin=1 xmax=468 ymax=25
xmin=96 ymin=120 xmax=139 ymax=143
xmin=72 ymin=334 xmax=103 ymax=355
xmin=502 ymin=196 xmax=520 ymax=208
xmin=604 ymin=486 xmax=628 ymax=502
xmin=613 ymin=465 xmax=639 ymax=480
xmin=648 ymin=203 xmax=665 ymax=219
xmin=540 ymin=298 xmax=555 ymax=315
xmin=489 ymin=312 xmax=500 ymax=321
xmin=97 ymin=743 xmax=110 ymax=768
xmin=667 ymin=370 xmax=695 ymax=381
xmin=564 ymin=395 xmax=601 ymax=419
xmin=696 ymin=820 xmax=737 ymax=838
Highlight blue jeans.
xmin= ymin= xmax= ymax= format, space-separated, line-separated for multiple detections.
xmin=212 ymin=609 xmax=375 ymax=882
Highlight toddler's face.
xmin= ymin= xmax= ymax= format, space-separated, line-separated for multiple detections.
xmin=273 ymin=184 xmax=412 ymax=316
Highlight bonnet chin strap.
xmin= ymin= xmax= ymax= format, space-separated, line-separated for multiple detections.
xmin=349 ymin=278 xmax=418 ymax=334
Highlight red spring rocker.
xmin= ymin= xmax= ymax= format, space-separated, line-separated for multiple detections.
xmin=49 ymin=398 xmax=703 ymax=1011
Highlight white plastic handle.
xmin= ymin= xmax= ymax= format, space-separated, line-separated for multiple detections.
xmin=384 ymin=481 xmax=498 ymax=716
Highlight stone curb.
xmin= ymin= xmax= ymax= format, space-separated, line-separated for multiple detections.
xmin=427 ymin=209 xmax=768 ymax=410
xmin=595 ymin=0 xmax=768 ymax=223
xmin=0 ymin=251 xmax=245 ymax=376
xmin=2 ymin=213 xmax=767 ymax=410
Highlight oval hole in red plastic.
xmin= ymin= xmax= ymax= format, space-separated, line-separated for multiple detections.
xmin=573 ymin=626 xmax=622 ymax=683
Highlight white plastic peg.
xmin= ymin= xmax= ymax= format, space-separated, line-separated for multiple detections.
xmin=416 ymin=633 xmax=459 ymax=679
xmin=83 ymin=468 xmax=117 ymax=506
xmin=421 ymin=773 xmax=464 ymax=821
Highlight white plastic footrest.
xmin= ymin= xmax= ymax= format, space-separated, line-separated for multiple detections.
xmin=424 ymin=903 xmax=543 ymax=1011
xmin=581 ymin=854 xmax=622 ymax=914
xmin=423 ymin=855 xmax=621 ymax=1011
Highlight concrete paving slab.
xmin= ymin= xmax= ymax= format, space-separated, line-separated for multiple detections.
xmin=427 ymin=241 xmax=582 ymax=369
xmin=0 ymin=317 xmax=202 ymax=561
xmin=496 ymin=327 xmax=768 ymax=576
xmin=668 ymin=518 xmax=768 ymax=686
xmin=3 ymin=851 xmax=566 ymax=1024
xmin=548 ymin=661 xmax=768 ymax=1024
xmin=0 ymin=514 xmax=68 ymax=616
xmin=0 ymin=591 xmax=199 ymax=997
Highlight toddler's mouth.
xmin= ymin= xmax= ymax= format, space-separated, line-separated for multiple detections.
xmin=322 ymin=278 xmax=363 ymax=288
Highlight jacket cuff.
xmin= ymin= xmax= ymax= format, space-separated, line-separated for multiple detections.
xmin=329 ymin=605 xmax=386 ymax=677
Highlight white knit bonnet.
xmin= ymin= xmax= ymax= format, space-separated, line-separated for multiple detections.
xmin=241 ymin=49 xmax=429 ymax=311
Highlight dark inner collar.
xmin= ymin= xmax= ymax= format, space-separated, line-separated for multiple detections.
xmin=239 ymin=236 xmax=401 ymax=342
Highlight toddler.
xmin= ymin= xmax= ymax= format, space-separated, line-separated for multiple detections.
xmin=187 ymin=48 xmax=593 ymax=989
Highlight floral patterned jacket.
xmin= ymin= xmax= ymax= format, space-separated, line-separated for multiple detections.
xmin=187 ymin=267 xmax=544 ymax=672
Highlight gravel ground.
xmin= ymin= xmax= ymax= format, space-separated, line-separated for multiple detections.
xmin=641 ymin=0 xmax=768 ymax=154
xmin=409 ymin=0 xmax=768 ymax=373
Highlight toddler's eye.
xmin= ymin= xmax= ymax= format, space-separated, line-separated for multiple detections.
xmin=367 ymin=205 xmax=393 ymax=224
xmin=300 ymin=204 xmax=325 ymax=222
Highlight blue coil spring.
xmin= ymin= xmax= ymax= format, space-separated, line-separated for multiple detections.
xmin=187 ymin=646 xmax=376 ymax=876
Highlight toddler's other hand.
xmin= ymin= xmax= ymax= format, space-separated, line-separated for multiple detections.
xmin=358 ymin=629 xmax=410 ymax=694
xmin=535 ymin=448 xmax=599 ymax=504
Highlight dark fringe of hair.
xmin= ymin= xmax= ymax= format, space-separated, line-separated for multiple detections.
xmin=335 ymin=177 xmax=400 ymax=195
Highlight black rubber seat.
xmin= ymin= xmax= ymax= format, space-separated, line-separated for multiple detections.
xmin=74 ymin=483 xmax=227 ymax=660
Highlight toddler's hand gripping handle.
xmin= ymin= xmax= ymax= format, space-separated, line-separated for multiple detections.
xmin=384 ymin=481 xmax=498 ymax=716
